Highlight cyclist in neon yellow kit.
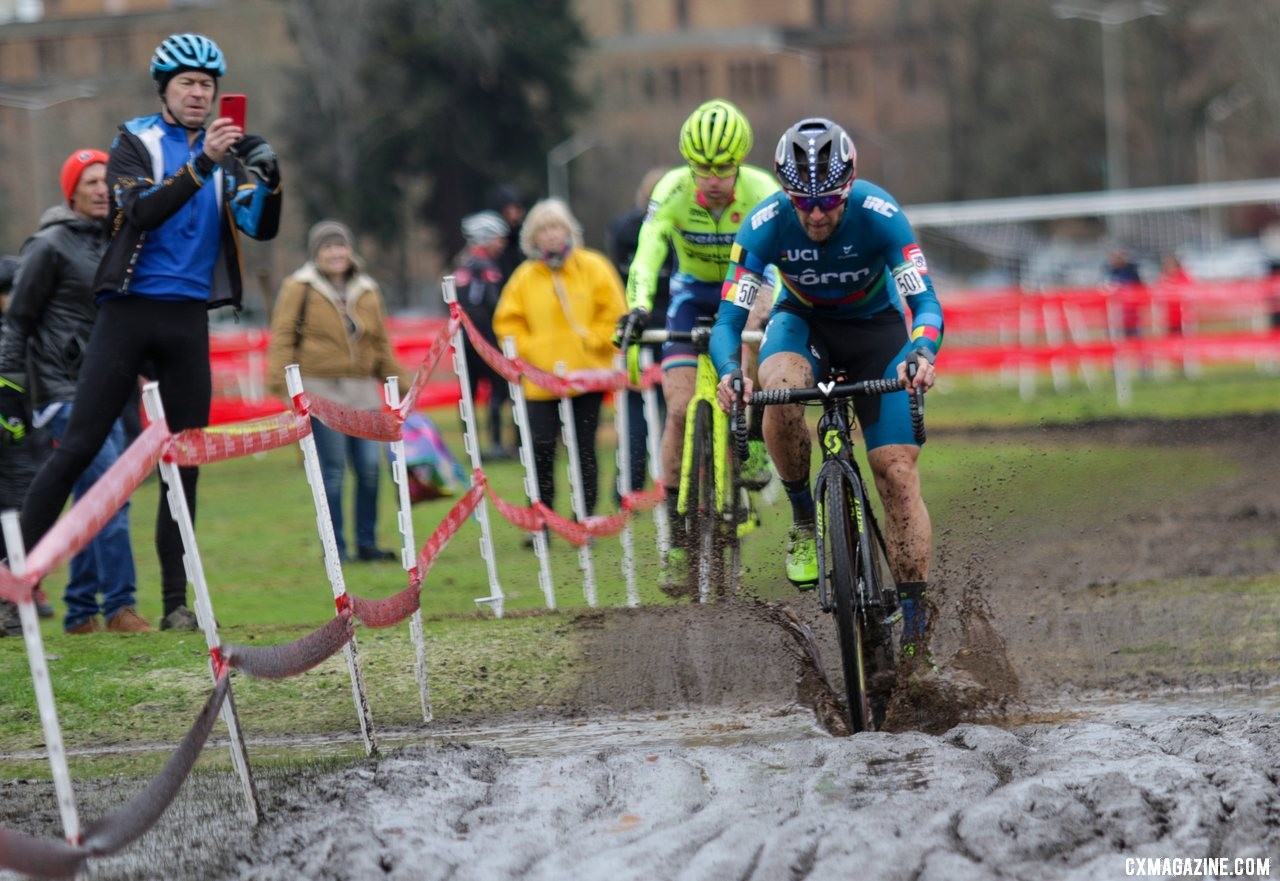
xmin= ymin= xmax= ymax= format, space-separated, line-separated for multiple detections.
xmin=614 ymin=99 xmax=779 ymax=581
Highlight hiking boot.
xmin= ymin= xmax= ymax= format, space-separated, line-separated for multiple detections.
xmin=33 ymin=586 xmax=55 ymax=620
xmin=66 ymin=617 xmax=103 ymax=635
xmin=483 ymin=445 xmax=517 ymax=462
xmin=785 ymin=526 xmax=818 ymax=589
xmin=522 ymin=528 xmax=550 ymax=550
xmin=160 ymin=606 xmax=199 ymax=632
xmin=356 ymin=546 xmax=398 ymax=563
xmin=106 ymin=607 xmax=152 ymax=633
xmin=0 ymin=600 xmax=21 ymax=637
xmin=740 ymin=438 xmax=773 ymax=490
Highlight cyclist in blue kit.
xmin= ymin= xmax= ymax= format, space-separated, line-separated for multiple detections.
xmin=711 ymin=118 xmax=943 ymax=659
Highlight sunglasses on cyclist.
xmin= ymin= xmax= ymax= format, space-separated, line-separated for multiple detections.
xmin=689 ymin=161 xmax=739 ymax=179
xmin=788 ymin=191 xmax=847 ymax=213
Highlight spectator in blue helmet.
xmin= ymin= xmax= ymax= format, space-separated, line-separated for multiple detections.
xmin=17 ymin=33 xmax=283 ymax=632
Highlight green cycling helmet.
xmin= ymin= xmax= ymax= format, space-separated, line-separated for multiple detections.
xmin=679 ymin=99 xmax=753 ymax=166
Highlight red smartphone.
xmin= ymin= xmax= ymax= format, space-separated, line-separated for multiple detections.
xmin=219 ymin=93 xmax=247 ymax=130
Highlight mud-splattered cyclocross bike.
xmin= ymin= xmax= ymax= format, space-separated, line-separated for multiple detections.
xmin=748 ymin=365 xmax=925 ymax=732
xmin=627 ymin=317 xmax=764 ymax=602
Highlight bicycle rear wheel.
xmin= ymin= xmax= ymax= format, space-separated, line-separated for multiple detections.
xmin=689 ymin=401 xmax=718 ymax=602
xmin=820 ymin=474 xmax=873 ymax=732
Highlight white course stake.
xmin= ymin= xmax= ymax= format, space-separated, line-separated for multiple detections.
xmin=1 ymin=512 xmax=80 ymax=844
xmin=142 ymin=384 xmax=261 ymax=821
xmin=613 ymin=353 xmax=639 ymax=607
xmin=639 ymin=348 xmax=671 ymax=559
xmin=283 ymin=368 xmax=378 ymax=756
xmin=503 ymin=337 xmax=557 ymax=609
xmin=385 ymin=376 xmax=431 ymax=722
xmin=557 ymin=363 xmax=599 ymax=607
xmin=441 ymin=276 xmax=505 ymax=617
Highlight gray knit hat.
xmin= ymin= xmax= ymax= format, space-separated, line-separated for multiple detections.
xmin=307 ymin=219 xmax=356 ymax=261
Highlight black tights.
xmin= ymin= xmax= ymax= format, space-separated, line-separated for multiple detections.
xmin=525 ymin=393 xmax=603 ymax=516
xmin=21 ymin=298 xmax=211 ymax=611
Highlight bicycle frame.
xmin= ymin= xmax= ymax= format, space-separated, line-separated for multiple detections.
xmin=634 ymin=322 xmax=763 ymax=600
xmin=750 ymin=372 xmax=922 ymax=731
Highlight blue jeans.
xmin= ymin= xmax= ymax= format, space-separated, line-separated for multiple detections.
xmin=46 ymin=406 xmax=137 ymax=630
xmin=310 ymin=418 xmax=384 ymax=559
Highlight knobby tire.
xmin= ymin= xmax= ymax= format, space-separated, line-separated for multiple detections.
xmin=690 ymin=401 xmax=718 ymax=602
xmin=856 ymin=487 xmax=897 ymax=727
xmin=822 ymin=474 xmax=873 ymax=733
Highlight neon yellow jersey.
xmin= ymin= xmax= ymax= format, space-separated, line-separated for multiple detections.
xmin=624 ymin=164 xmax=780 ymax=312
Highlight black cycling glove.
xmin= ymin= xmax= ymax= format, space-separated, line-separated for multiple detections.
xmin=233 ymin=135 xmax=281 ymax=190
xmin=613 ymin=307 xmax=649 ymax=349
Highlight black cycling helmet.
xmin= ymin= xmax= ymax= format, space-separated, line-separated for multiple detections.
xmin=773 ymin=118 xmax=857 ymax=196
xmin=150 ymin=33 xmax=226 ymax=92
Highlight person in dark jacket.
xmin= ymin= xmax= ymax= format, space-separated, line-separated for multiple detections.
xmin=0 ymin=149 xmax=144 ymax=633
xmin=455 ymin=210 xmax=514 ymax=458
xmin=14 ymin=33 xmax=282 ymax=632
xmin=0 ymin=254 xmax=29 ymax=635
xmin=489 ymin=182 xmax=528 ymax=280
xmin=605 ymin=168 xmax=671 ymax=497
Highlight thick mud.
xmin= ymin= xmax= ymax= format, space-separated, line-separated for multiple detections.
xmin=2 ymin=414 xmax=1278 ymax=879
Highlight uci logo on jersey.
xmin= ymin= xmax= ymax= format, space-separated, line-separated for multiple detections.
xmin=784 ymin=248 xmax=821 ymax=262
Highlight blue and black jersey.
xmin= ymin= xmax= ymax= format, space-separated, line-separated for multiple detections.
xmin=711 ymin=179 xmax=943 ymax=378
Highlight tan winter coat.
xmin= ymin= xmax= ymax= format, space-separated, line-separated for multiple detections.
xmin=266 ymin=262 xmax=402 ymax=400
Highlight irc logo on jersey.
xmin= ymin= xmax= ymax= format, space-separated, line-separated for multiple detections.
xmin=751 ymin=202 xmax=779 ymax=230
xmin=862 ymin=195 xmax=899 ymax=218
xmin=903 ymin=244 xmax=928 ymax=273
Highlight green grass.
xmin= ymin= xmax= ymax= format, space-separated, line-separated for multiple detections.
xmin=929 ymin=362 xmax=1278 ymax=427
xmin=0 ymin=364 xmax=1273 ymax=778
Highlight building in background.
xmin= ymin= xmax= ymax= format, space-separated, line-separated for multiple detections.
xmin=0 ymin=0 xmax=299 ymax=320
xmin=570 ymin=0 xmax=952 ymax=245
xmin=2 ymin=1 xmax=1271 ymax=308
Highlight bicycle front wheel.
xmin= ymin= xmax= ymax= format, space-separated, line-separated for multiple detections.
xmin=820 ymin=474 xmax=873 ymax=732
xmin=689 ymin=400 xmax=718 ymax=603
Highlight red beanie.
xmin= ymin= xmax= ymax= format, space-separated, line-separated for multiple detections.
xmin=60 ymin=148 xmax=110 ymax=204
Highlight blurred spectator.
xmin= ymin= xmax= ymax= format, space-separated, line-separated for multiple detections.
xmin=455 ymin=210 xmax=515 ymax=459
xmin=605 ymin=167 xmax=671 ymax=496
xmin=1268 ymin=258 xmax=1280 ymax=331
xmin=267 ymin=220 xmax=403 ymax=563
xmin=0 ymin=255 xmax=18 ymax=315
xmin=0 ymin=254 xmax=28 ymax=636
xmin=1157 ymin=253 xmax=1191 ymax=336
xmin=1105 ymin=247 xmax=1145 ymax=338
xmin=0 ymin=149 xmax=139 ymax=633
xmin=493 ymin=199 xmax=626 ymax=532
xmin=490 ymin=182 xmax=528 ymax=279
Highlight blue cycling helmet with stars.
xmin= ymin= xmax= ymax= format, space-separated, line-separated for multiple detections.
xmin=773 ymin=118 xmax=857 ymax=197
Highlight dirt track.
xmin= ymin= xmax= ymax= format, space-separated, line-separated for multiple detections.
xmin=3 ymin=414 xmax=1278 ymax=880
